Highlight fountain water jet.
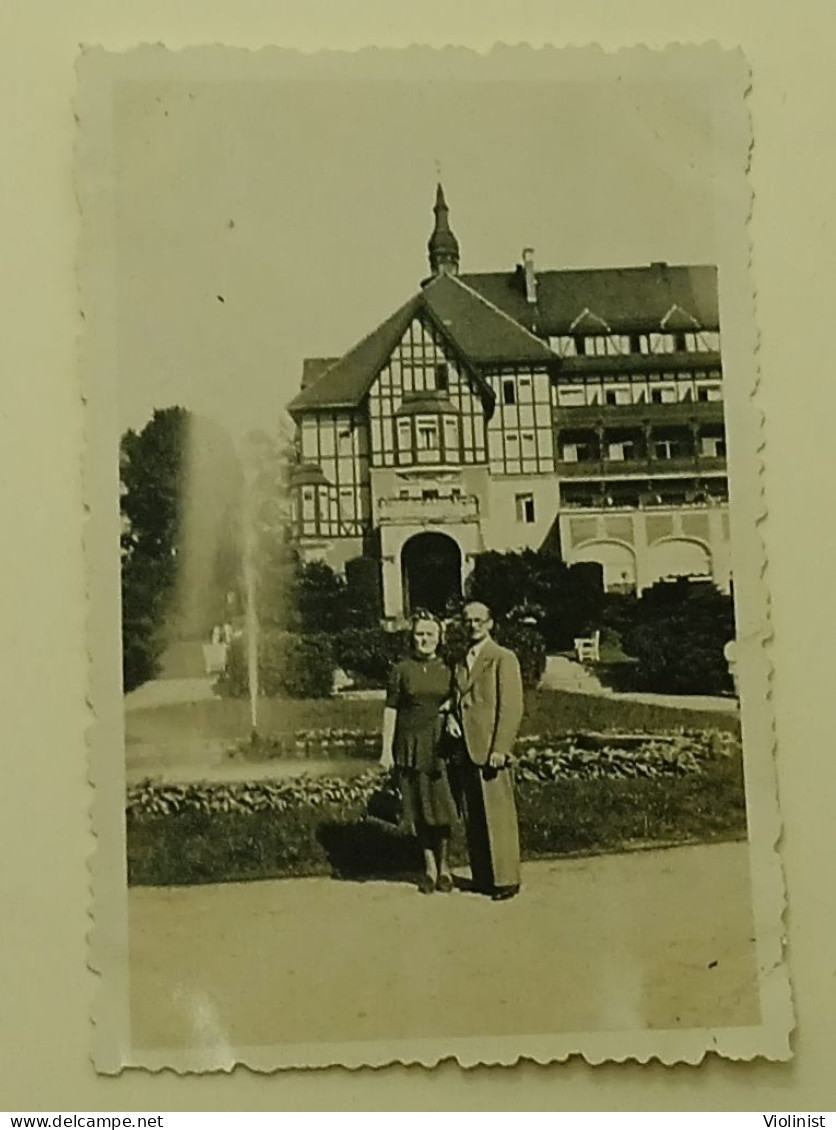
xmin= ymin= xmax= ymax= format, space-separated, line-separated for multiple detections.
xmin=242 ymin=457 xmax=260 ymax=740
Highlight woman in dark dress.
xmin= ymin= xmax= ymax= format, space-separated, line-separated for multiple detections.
xmin=380 ymin=610 xmax=457 ymax=894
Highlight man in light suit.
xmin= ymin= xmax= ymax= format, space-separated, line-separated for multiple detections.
xmin=449 ymin=600 xmax=524 ymax=901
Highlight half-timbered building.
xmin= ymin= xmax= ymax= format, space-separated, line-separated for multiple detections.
xmin=287 ymin=185 xmax=730 ymax=623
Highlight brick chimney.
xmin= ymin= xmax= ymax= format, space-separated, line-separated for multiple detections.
xmin=522 ymin=247 xmax=537 ymax=304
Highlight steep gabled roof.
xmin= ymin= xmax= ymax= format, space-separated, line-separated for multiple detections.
xmin=422 ymin=273 xmax=557 ymax=366
xmin=287 ymin=294 xmax=421 ymax=413
xmin=301 ymin=357 xmax=340 ymax=389
xmin=461 ymin=264 xmax=719 ymax=334
xmin=288 ymin=259 xmax=719 ymax=418
xmin=288 ymin=272 xmax=557 ymax=417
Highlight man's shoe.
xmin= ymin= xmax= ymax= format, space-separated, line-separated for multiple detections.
xmin=436 ymin=873 xmax=454 ymax=893
xmin=491 ymin=885 xmax=520 ymax=902
xmin=418 ymin=874 xmax=436 ymax=895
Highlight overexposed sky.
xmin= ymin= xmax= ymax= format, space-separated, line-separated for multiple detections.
xmin=115 ymin=77 xmax=717 ymax=439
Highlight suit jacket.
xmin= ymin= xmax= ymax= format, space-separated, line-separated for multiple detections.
xmin=453 ymin=637 xmax=524 ymax=766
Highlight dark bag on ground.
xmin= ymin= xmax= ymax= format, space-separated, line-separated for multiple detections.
xmin=366 ymin=774 xmax=402 ymax=826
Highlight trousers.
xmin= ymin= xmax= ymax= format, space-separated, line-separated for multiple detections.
xmin=450 ymin=750 xmax=521 ymax=892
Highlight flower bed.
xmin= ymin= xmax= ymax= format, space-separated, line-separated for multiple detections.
xmin=229 ymin=726 xmax=736 ymax=767
xmin=126 ymin=729 xmax=747 ymax=886
xmin=233 ymin=728 xmax=382 ymax=761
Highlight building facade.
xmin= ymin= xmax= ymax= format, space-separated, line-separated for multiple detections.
xmin=287 ymin=186 xmax=730 ymax=623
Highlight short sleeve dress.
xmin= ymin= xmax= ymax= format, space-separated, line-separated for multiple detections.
xmin=386 ymin=655 xmax=457 ymax=832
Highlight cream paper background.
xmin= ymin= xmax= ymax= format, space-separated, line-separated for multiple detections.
xmin=1 ymin=0 xmax=833 ymax=1109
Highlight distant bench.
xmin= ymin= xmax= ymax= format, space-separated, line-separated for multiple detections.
xmin=574 ymin=630 xmax=601 ymax=664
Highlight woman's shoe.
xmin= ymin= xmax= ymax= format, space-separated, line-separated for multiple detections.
xmin=418 ymin=874 xmax=436 ymax=894
xmin=436 ymin=873 xmax=454 ymax=893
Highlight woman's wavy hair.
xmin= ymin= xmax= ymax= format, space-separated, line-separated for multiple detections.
xmin=409 ymin=608 xmax=444 ymax=645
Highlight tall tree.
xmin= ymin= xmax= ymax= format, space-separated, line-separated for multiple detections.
xmin=120 ymin=407 xmax=189 ymax=691
xmin=120 ymin=407 xmax=245 ymax=690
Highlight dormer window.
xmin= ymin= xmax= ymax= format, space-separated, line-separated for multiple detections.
xmin=417 ymin=417 xmax=439 ymax=450
xmin=435 ymin=363 xmax=449 ymax=392
xmin=394 ymin=392 xmax=462 ymax=466
xmin=502 ymin=379 xmax=516 ymax=406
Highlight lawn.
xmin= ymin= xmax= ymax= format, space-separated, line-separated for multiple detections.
xmin=125 ymin=686 xmax=740 ymax=748
xmin=125 ymin=688 xmax=744 ymax=887
xmin=126 ymin=737 xmax=748 ymax=886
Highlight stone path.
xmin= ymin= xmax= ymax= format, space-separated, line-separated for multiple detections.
xmin=541 ymin=654 xmax=609 ymax=694
xmin=129 ymin=841 xmax=760 ymax=1054
xmin=125 ymin=676 xmax=219 ymax=712
xmin=540 ymin=655 xmax=737 ymax=714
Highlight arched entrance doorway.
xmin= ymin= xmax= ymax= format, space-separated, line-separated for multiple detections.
xmin=401 ymin=532 xmax=462 ymax=617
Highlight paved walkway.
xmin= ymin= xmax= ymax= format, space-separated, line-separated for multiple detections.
xmin=129 ymin=842 xmax=760 ymax=1053
xmin=541 ymin=655 xmax=607 ymax=694
xmin=125 ymin=676 xmax=219 ymax=712
xmin=608 ymin=690 xmax=738 ymax=714
xmin=127 ymin=661 xmax=737 ymax=718
xmin=540 ymin=656 xmax=737 ymax=714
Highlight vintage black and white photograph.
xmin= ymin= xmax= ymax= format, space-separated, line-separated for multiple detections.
xmin=80 ymin=44 xmax=791 ymax=1070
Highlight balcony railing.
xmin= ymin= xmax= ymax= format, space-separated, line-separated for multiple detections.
xmin=557 ymin=454 xmax=726 ymax=478
xmin=377 ymin=495 xmax=479 ymax=525
xmin=558 ymin=496 xmax=728 ymax=512
xmin=555 ymin=399 xmax=725 ymax=428
xmin=556 ymin=351 xmax=722 ymax=377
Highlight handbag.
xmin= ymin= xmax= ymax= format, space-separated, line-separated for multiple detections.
xmin=366 ymin=774 xmax=403 ymax=826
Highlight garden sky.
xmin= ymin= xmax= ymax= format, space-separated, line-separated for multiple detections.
xmin=114 ymin=76 xmax=719 ymax=443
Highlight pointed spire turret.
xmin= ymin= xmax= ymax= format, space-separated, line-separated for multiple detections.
xmin=427 ymin=182 xmax=460 ymax=277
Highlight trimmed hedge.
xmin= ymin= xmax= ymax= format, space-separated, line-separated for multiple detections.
xmin=126 ymin=730 xmax=746 ymax=885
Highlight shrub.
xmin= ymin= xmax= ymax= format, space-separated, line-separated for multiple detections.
xmin=334 ymin=627 xmax=407 ymax=687
xmin=600 ymin=591 xmax=641 ymax=648
xmin=219 ymin=630 xmax=335 ymax=699
xmin=343 ymin=556 xmax=384 ymax=626
xmin=291 ymin=561 xmax=351 ymax=635
xmin=439 ymin=614 xmax=546 ymax=689
xmin=466 ymin=549 xmax=605 ymax=651
xmin=494 ymin=620 xmax=548 ymax=689
xmin=121 ymin=542 xmax=179 ymax=692
xmin=440 ymin=616 xmax=469 ymax=667
xmin=125 ymin=730 xmax=746 ymax=886
xmin=626 ymin=580 xmax=735 ymax=695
